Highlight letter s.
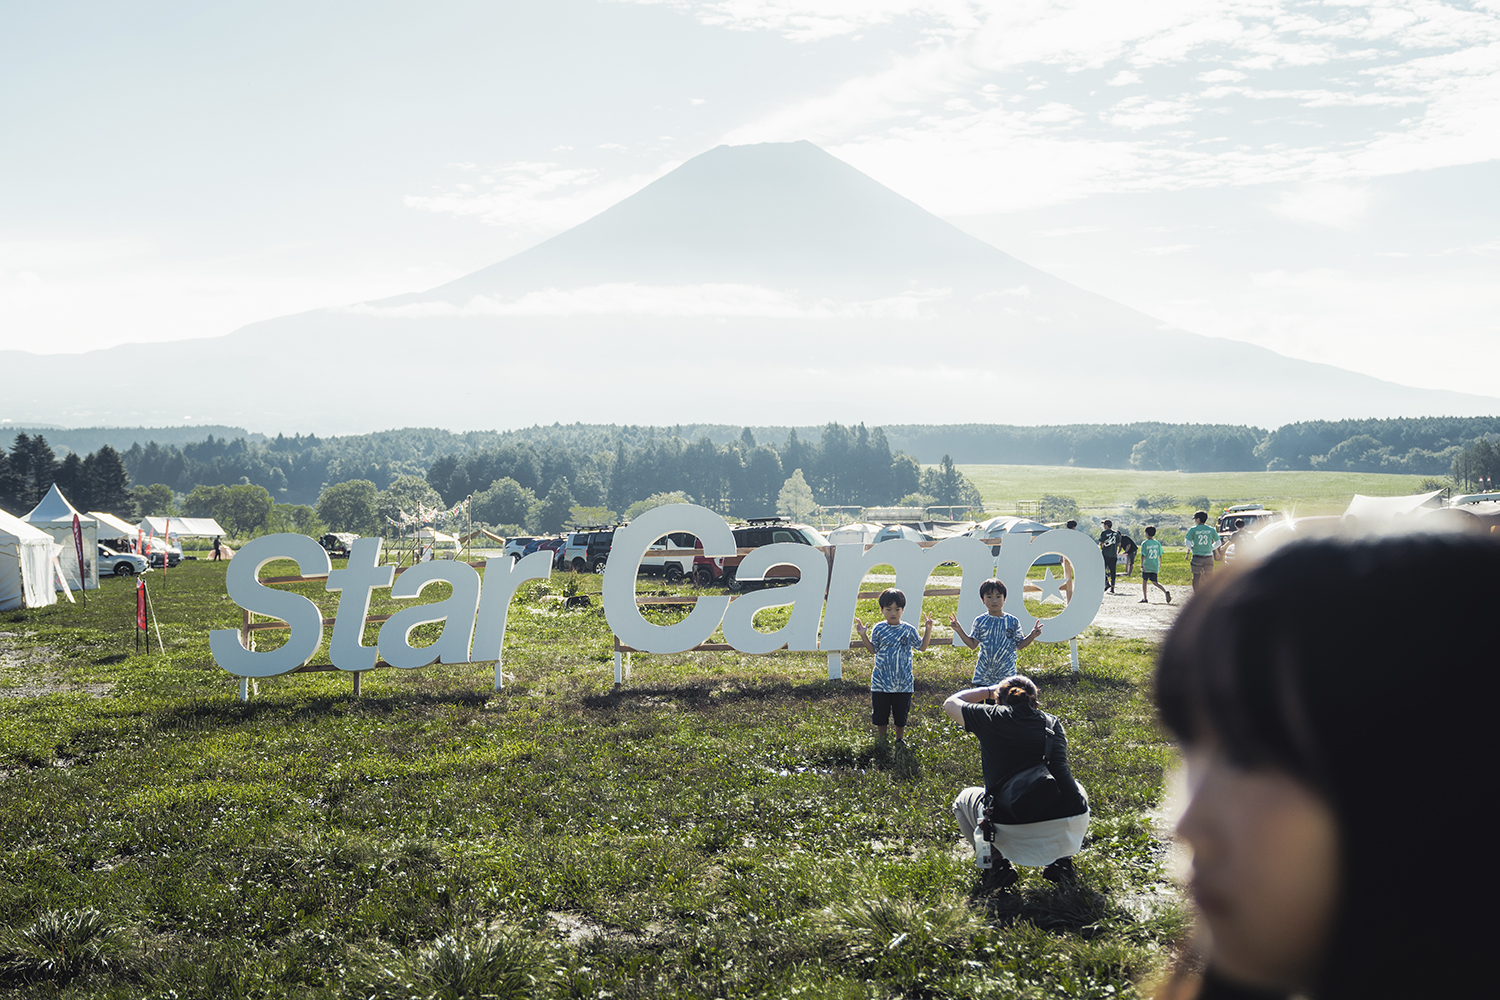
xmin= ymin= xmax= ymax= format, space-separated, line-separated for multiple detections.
xmin=209 ymin=534 xmax=332 ymax=678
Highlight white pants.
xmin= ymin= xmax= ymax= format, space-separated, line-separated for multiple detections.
xmin=951 ymin=785 xmax=1090 ymax=868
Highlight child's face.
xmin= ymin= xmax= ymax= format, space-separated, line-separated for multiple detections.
xmin=982 ymin=590 xmax=1006 ymax=616
xmin=880 ymin=601 xmax=904 ymax=625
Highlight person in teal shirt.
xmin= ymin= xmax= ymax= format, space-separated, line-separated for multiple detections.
xmin=1185 ymin=511 xmax=1221 ymax=591
xmin=1138 ymin=525 xmax=1171 ymax=603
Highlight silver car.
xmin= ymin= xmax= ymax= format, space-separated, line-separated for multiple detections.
xmin=98 ymin=544 xmax=149 ymax=577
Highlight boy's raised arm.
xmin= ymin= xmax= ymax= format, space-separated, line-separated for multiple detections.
xmin=919 ymin=615 xmax=934 ymax=652
xmin=949 ymin=613 xmax=978 ymax=649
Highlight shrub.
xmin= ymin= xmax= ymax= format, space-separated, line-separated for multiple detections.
xmin=0 ymin=908 xmax=137 ymax=984
xmin=349 ymin=927 xmax=558 ymax=1000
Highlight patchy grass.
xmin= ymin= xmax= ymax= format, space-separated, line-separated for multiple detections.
xmin=0 ymin=560 xmax=1184 ymax=998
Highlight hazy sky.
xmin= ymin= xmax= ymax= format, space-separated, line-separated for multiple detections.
xmin=3 ymin=1 xmax=1497 ymax=397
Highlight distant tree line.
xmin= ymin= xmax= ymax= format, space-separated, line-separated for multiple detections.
xmin=10 ymin=415 xmax=1499 ymax=536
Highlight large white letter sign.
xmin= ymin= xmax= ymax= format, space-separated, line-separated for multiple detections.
xmin=325 ymin=537 xmax=395 ymax=672
xmin=470 ymin=550 xmax=555 ymax=662
xmin=208 ymin=534 xmax=332 ymax=678
xmin=996 ymin=529 xmax=1104 ymax=641
xmin=377 ymin=560 xmax=482 ymax=669
xmin=720 ymin=542 xmax=829 ymax=653
xmin=604 ymin=504 xmax=736 ymax=653
xmin=822 ymin=536 xmax=995 ymax=650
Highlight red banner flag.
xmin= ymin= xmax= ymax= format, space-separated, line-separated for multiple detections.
xmin=71 ymin=513 xmax=86 ymax=590
xmin=136 ymin=579 xmax=147 ymax=630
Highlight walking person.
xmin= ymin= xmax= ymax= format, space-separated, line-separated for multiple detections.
xmin=1099 ymin=519 xmax=1119 ymax=593
xmin=211 ymin=535 xmax=223 ymax=562
xmin=1185 ymin=511 xmax=1220 ymax=591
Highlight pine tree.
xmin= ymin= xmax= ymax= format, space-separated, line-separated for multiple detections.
xmin=87 ymin=445 xmax=135 ymax=518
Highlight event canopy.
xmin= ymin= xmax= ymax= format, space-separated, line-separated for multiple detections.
xmin=968 ymin=515 xmax=1061 ymax=565
xmin=89 ymin=511 xmax=139 ymax=540
xmin=138 ymin=516 xmax=227 ymax=538
xmin=826 ymin=522 xmax=885 ymax=546
xmin=23 ymin=485 xmax=97 ymax=591
xmin=1344 ymin=491 xmax=1444 ymax=520
xmin=0 ymin=509 xmax=58 ymax=611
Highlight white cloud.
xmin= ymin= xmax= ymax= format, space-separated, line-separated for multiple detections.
xmin=1135 ymin=243 xmax=1199 ymax=255
xmin=338 ymin=282 xmax=954 ymax=319
xmin=701 ymin=1 xmax=1500 ymax=210
xmin=1270 ymin=182 xmax=1371 ymax=228
xmin=404 ymin=160 xmax=678 ymax=234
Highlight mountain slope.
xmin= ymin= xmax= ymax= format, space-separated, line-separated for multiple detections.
xmin=3 ymin=141 xmax=1494 ymax=433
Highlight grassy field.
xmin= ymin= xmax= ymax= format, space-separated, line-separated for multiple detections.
xmin=0 ymin=559 xmax=1185 ymax=999
xmin=959 ymin=464 xmax=1434 ymax=517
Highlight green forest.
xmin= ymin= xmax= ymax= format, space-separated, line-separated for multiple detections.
xmin=3 ymin=417 xmax=1497 ymax=538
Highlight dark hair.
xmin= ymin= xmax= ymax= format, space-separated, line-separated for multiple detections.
xmin=1145 ymin=525 xmax=1157 ymax=537
xmin=1066 ymin=520 xmax=1077 ymax=529
xmin=1155 ymin=531 xmax=1497 ymax=998
xmin=878 ymin=588 xmax=906 ymax=609
xmin=997 ymin=674 xmax=1038 ymax=709
xmin=979 ymin=578 xmax=1007 ymax=599
xmin=1193 ymin=511 xmax=1208 ymax=523
xmin=1103 ymin=519 xmax=1113 ymax=527
xmin=1234 ymin=518 xmax=1245 ymax=529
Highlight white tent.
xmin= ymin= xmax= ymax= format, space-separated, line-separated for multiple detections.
xmin=138 ymin=516 xmax=227 ymax=538
xmin=1344 ymin=491 xmax=1444 ymax=520
xmin=0 ymin=510 xmax=59 ymax=611
xmin=826 ymin=522 xmax=884 ymax=546
xmin=969 ymin=515 xmax=1061 ymax=565
xmin=23 ymin=485 xmax=98 ymax=591
xmin=873 ymin=524 xmax=932 ymax=544
xmin=90 ymin=511 xmax=139 ymax=541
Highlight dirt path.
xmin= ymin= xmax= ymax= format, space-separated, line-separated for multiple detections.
xmin=859 ymin=574 xmax=1186 ymax=643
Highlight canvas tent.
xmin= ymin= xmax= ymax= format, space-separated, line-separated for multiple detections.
xmin=90 ymin=511 xmax=139 ymax=541
xmin=0 ymin=510 xmax=59 ymax=611
xmin=969 ymin=515 xmax=1061 ymax=565
xmin=23 ymin=485 xmax=98 ymax=591
xmin=1344 ymin=491 xmax=1444 ymax=520
xmin=138 ymin=516 xmax=227 ymax=538
xmin=826 ymin=522 xmax=884 ymax=546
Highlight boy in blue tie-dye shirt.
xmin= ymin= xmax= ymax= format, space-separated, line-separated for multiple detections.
xmin=854 ymin=588 xmax=933 ymax=742
xmin=949 ymin=578 xmax=1043 ymax=685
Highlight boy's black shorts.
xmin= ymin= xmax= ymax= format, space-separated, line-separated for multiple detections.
xmin=871 ymin=691 xmax=912 ymax=727
xmin=1142 ymin=571 xmax=1158 ymax=583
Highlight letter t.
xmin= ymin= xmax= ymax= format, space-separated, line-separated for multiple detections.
xmin=325 ymin=537 xmax=394 ymax=672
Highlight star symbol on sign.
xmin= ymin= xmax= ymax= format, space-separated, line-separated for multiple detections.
xmin=1032 ymin=567 xmax=1068 ymax=605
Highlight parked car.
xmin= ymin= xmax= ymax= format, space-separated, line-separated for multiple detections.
xmin=503 ymin=536 xmax=537 ymax=562
xmin=143 ymin=538 xmax=182 ymax=568
xmin=692 ymin=517 xmax=830 ymax=590
xmin=1216 ymin=504 xmax=1285 ymax=541
xmin=319 ymin=532 xmax=359 ymax=558
xmin=98 ymin=544 xmax=149 ymax=577
xmin=562 ymin=526 xmax=617 ymax=573
xmin=523 ymin=536 xmax=566 ymax=565
xmin=640 ymin=531 xmax=700 ymax=582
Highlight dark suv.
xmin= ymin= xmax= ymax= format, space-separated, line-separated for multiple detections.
xmin=692 ymin=517 xmax=830 ymax=589
xmin=562 ymin=526 xmax=617 ymax=573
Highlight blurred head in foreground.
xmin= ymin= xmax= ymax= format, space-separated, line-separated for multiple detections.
xmin=1155 ymin=530 xmax=1497 ymax=999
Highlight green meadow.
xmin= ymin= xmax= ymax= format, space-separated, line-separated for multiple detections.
xmin=959 ymin=463 xmax=1434 ymax=517
xmin=0 ymin=558 xmax=1187 ymax=999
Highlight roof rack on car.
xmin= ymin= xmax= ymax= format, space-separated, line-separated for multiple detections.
xmin=745 ymin=517 xmax=790 ymax=525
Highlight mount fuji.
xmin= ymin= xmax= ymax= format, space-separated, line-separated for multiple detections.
xmin=5 ymin=140 xmax=1495 ymax=433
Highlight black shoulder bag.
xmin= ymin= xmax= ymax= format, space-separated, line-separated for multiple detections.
xmin=991 ymin=714 xmax=1061 ymax=824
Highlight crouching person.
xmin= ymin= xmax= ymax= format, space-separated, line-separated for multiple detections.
xmin=944 ymin=675 xmax=1090 ymax=890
